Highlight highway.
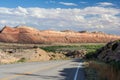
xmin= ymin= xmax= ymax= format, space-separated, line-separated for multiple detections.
xmin=0 ymin=59 xmax=85 ymax=80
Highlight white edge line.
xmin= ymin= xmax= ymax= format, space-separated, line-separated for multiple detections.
xmin=74 ymin=63 xmax=82 ymax=80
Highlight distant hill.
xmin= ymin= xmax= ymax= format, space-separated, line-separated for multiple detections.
xmin=0 ymin=26 xmax=120 ymax=44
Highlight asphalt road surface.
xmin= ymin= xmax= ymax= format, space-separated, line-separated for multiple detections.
xmin=0 ymin=59 xmax=85 ymax=80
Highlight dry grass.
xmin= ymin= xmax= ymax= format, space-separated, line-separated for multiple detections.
xmin=85 ymin=61 xmax=120 ymax=80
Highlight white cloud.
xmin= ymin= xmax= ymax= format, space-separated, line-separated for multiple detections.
xmin=0 ymin=6 xmax=120 ymax=35
xmin=59 ymin=2 xmax=78 ymax=6
xmin=97 ymin=2 xmax=114 ymax=7
xmin=0 ymin=20 xmax=7 ymax=24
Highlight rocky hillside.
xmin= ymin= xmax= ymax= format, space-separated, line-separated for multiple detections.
xmin=0 ymin=26 xmax=120 ymax=44
xmin=0 ymin=51 xmax=18 ymax=63
xmin=96 ymin=40 xmax=120 ymax=63
xmin=0 ymin=48 xmax=51 ymax=64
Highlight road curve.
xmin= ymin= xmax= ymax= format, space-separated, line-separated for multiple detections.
xmin=0 ymin=59 xmax=85 ymax=80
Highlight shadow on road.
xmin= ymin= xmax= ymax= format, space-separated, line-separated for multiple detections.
xmin=59 ymin=59 xmax=85 ymax=80
xmin=8 ymin=72 xmax=62 ymax=79
xmin=6 ymin=59 xmax=85 ymax=80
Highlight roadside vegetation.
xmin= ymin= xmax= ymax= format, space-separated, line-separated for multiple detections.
xmin=85 ymin=61 xmax=120 ymax=80
xmin=17 ymin=57 xmax=26 ymax=62
xmin=84 ymin=40 xmax=120 ymax=80
xmin=40 ymin=44 xmax=104 ymax=54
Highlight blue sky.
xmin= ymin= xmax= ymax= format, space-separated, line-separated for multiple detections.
xmin=0 ymin=0 xmax=120 ymax=35
xmin=0 ymin=0 xmax=120 ymax=8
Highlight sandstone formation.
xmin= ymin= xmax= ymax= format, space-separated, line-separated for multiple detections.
xmin=0 ymin=26 xmax=120 ymax=44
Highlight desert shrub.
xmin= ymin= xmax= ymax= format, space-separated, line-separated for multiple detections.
xmin=40 ymin=44 xmax=104 ymax=53
xmin=80 ymin=44 xmax=104 ymax=54
xmin=40 ymin=45 xmax=79 ymax=52
xmin=17 ymin=57 xmax=26 ymax=62
xmin=84 ymin=46 xmax=104 ymax=59
xmin=33 ymin=46 xmax=39 ymax=48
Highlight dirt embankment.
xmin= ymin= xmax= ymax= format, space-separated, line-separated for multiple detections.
xmin=0 ymin=44 xmax=87 ymax=64
xmin=0 ymin=48 xmax=51 ymax=64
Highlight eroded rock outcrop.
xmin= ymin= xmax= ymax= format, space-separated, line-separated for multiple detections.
xmin=96 ymin=40 xmax=120 ymax=63
xmin=0 ymin=26 xmax=120 ymax=44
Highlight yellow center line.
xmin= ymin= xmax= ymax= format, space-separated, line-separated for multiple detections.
xmin=0 ymin=61 xmax=68 ymax=80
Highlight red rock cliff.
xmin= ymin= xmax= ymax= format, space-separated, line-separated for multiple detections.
xmin=0 ymin=26 xmax=120 ymax=44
